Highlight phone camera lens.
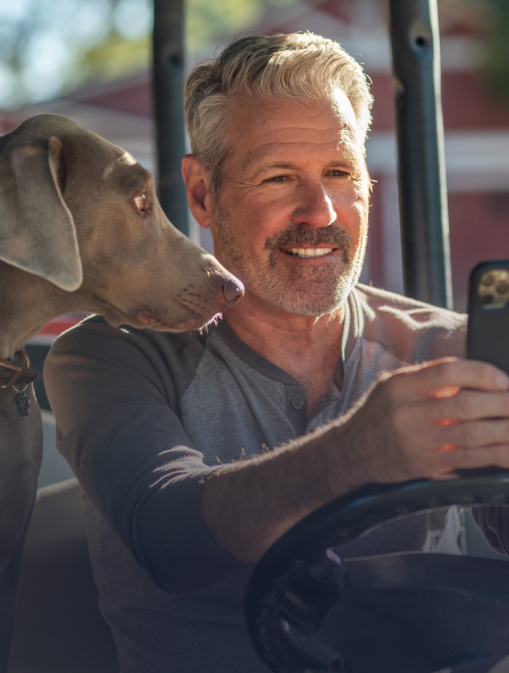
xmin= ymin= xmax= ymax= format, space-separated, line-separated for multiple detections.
xmin=482 ymin=294 xmax=493 ymax=305
xmin=497 ymin=281 xmax=509 ymax=294
xmin=483 ymin=274 xmax=494 ymax=286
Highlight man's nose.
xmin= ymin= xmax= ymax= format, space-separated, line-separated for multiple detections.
xmin=291 ymin=180 xmax=336 ymax=228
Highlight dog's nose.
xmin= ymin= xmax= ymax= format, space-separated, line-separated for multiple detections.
xmin=223 ymin=277 xmax=244 ymax=307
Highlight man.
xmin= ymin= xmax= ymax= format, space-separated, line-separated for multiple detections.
xmin=45 ymin=33 xmax=509 ymax=672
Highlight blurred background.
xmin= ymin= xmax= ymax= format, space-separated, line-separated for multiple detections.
xmin=1 ymin=0 xmax=509 ymax=312
xmin=1 ymin=0 xmax=509 ymax=558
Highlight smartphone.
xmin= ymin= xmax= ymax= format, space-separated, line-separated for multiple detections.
xmin=467 ymin=260 xmax=509 ymax=374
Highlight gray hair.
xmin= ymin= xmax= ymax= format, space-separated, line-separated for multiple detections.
xmin=184 ymin=32 xmax=373 ymax=189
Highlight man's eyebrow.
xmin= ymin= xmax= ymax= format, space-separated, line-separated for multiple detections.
xmin=249 ymin=159 xmax=360 ymax=180
xmin=249 ymin=162 xmax=296 ymax=179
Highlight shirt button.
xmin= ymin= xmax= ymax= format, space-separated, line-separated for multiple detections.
xmin=291 ymin=395 xmax=305 ymax=410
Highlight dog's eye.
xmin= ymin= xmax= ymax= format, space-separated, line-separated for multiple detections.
xmin=134 ymin=193 xmax=148 ymax=213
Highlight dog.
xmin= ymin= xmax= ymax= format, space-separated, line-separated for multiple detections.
xmin=0 ymin=113 xmax=243 ymax=670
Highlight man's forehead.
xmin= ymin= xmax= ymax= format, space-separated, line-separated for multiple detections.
xmin=225 ymin=94 xmax=362 ymax=169
xmin=243 ymin=132 xmax=360 ymax=170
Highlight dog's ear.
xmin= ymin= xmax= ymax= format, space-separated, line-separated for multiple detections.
xmin=0 ymin=136 xmax=83 ymax=291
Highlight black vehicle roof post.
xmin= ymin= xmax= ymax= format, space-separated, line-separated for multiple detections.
xmin=152 ymin=0 xmax=189 ymax=237
xmin=388 ymin=0 xmax=453 ymax=309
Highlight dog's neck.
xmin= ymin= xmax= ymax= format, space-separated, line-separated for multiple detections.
xmin=0 ymin=265 xmax=83 ymax=359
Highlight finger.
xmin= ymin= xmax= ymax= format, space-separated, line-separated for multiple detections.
xmin=427 ymin=390 xmax=509 ymax=423
xmin=434 ymin=444 xmax=509 ymax=472
xmin=387 ymin=358 xmax=509 ymax=401
xmin=432 ymin=418 xmax=509 ymax=449
xmin=434 ymin=386 xmax=460 ymax=399
xmin=436 ymin=443 xmax=456 ymax=452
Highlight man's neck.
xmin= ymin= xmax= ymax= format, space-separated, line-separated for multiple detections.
xmin=224 ymin=290 xmax=346 ymax=415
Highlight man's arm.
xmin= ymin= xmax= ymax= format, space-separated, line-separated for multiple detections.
xmin=46 ymin=320 xmax=509 ymax=586
xmin=202 ymin=357 xmax=509 ymax=563
xmin=44 ymin=317 xmax=251 ymax=593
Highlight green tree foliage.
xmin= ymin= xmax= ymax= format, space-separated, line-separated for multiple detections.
xmin=0 ymin=0 xmax=298 ymax=108
xmin=0 ymin=0 xmax=149 ymax=106
xmin=187 ymin=0 xmax=265 ymax=52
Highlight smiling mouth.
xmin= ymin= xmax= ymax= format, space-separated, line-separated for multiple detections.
xmin=281 ymin=247 xmax=335 ymax=258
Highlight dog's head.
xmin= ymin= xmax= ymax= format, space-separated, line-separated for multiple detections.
xmin=0 ymin=113 xmax=243 ymax=331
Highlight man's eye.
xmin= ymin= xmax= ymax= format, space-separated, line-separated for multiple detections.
xmin=134 ymin=193 xmax=148 ymax=212
xmin=265 ymin=175 xmax=289 ymax=183
xmin=329 ymin=170 xmax=350 ymax=178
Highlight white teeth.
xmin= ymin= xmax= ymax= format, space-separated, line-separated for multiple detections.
xmin=286 ymin=248 xmax=333 ymax=257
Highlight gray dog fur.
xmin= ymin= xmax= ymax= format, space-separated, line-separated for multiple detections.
xmin=0 ymin=113 xmax=243 ymax=671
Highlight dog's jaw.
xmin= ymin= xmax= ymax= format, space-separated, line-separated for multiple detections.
xmin=136 ymin=310 xmax=224 ymax=332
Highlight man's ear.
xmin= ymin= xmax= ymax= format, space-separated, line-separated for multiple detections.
xmin=181 ymin=154 xmax=215 ymax=230
xmin=0 ymin=136 xmax=83 ymax=291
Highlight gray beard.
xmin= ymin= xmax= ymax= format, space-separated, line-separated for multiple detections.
xmin=213 ymin=202 xmax=366 ymax=318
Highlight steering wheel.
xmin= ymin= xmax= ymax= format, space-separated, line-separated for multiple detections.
xmin=244 ymin=470 xmax=509 ymax=673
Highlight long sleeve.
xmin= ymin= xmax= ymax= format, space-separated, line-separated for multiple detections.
xmin=44 ymin=316 xmax=250 ymax=593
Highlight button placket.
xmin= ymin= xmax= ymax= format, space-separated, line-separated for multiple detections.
xmin=291 ymin=395 xmax=305 ymax=410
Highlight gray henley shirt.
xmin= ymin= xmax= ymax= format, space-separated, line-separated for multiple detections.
xmin=44 ymin=284 xmax=467 ymax=672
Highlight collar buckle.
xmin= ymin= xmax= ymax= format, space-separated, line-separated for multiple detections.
xmin=0 ymin=350 xmax=35 ymax=390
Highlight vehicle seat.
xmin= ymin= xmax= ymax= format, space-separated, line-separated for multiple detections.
xmin=7 ymin=478 xmax=118 ymax=673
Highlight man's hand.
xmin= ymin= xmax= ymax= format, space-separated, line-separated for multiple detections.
xmin=202 ymin=357 xmax=509 ymax=564
xmin=338 ymin=357 xmax=509 ymax=486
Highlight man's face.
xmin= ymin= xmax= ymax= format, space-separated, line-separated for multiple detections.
xmin=209 ymin=93 xmax=370 ymax=317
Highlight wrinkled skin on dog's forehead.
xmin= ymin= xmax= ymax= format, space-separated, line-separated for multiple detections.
xmin=5 ymin=112 xmax=153 ymax=200
xmin=4 ymin=113 xmax=145 ymax=186
xmin=106 ymin=153 xmax=151 ymax=195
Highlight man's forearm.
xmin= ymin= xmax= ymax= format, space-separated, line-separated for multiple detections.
xmin=202 ymin=358 xmax=509 ymax=565
xmin=201 ymin=418 xmax=364 ymax=564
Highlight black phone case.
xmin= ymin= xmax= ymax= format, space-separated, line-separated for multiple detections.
xmin=467 ymin=260 xmax=509 ymax=375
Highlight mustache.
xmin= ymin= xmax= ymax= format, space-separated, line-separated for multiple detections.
xmin=264 ymin=225 xmax=353 ymax=257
